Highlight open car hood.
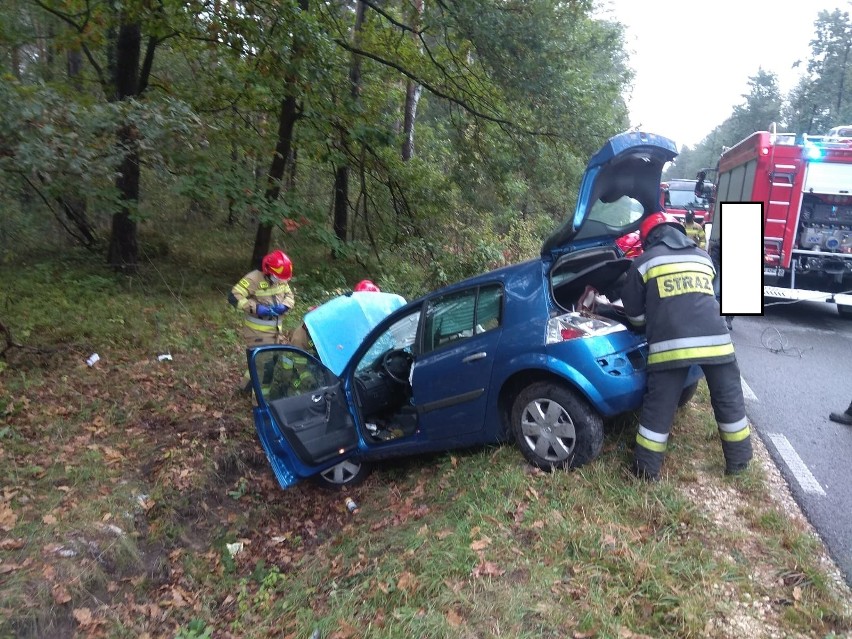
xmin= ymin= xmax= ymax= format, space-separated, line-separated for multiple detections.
xmin=303 ymin=291 xmax=407 ymax=376
xmin=541 ymin=131 xmax=677 ymax=257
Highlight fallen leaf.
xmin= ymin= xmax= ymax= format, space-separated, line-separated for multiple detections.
xmin=0 ymin=504 xmax=16 ymax=531
xmin=0 ymin=538 xmax=24 ymax=550
xmin=42 ymin=514 xmax=58 ymax=525
xmin=470 ymin=536 xmax=492 ymax=551
xmin=396 ymin=571 xmax=418 ymax=593
xmin=330 ymin=618 xmax=359 ymax=639
xmin=0 ymin=564 xmax=21 ymax=574
xmin=52 ymin=585 xmax=72 ymax=604
xmin=472 ymin=561 xmax=505 ymax=578
xmin=72 ymin=608 xmax=94 ymax=626
xmin=436 ymin=529 xmax=454 ymax=540
xmin=446 ymin=609 xmax=464 ymax=627
xmin=793 ymin=586 xmax=802 ymax=601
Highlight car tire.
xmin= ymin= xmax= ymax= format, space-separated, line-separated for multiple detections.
xmin=511 ymin=382 xmax=604 ymax=471
xmin=838 ymin=304 xmax=852 ymax=319
xmin=677 ymin=381 xmax=699 ymax=407
xmin=312 ymin=459 xmax=372 ymax=490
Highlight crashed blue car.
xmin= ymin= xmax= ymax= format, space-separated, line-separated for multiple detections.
xmin=248 ymin=131 xmax=703 ymax=489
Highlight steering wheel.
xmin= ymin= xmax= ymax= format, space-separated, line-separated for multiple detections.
xmin=381 ymin=349 xmax=414 ymax=384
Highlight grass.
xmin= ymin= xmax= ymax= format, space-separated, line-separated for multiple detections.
xmin=1 ymin=229 xmax=852 ymax=638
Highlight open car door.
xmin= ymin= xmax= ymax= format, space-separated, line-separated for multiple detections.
xmin=248 ymin=345 xmax=360 ymax=488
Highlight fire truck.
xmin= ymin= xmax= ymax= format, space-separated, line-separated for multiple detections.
xmin=661 ymin=178 xmax=714 ymax=225
xmin=704 ymin=125 xmax=852 ymax=317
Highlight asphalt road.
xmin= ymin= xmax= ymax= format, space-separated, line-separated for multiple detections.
xmin=729 ymin=300 xmax=852 ymax=587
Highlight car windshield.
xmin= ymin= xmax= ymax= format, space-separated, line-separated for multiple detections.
xmin=667 ymin=188 xmax=708 ymax=210
xmin=355 ymin=310 xmax=421 ymax=373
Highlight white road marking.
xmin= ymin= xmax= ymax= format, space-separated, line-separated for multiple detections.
xmin=741 ymin=376 xmax=758 ymax=402
xmin=766 ymin=433 xmax=826 ymax=496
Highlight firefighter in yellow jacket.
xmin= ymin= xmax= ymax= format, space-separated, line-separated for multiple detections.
xmin=229 ymin=249 xmax=295 ymax=347
xmin=682 ymin=210 xmax=706 ymax=249
xmin=228 ymin=249 xmax=296 ymax=395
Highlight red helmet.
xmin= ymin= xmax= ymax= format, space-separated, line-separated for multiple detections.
xmin=261 ymin=250 xmax=292 ymax=281
xmin=354 ymin=279 xmax=380 ymax=293
xmin=639 ymin=212 xmax=685 ymax=244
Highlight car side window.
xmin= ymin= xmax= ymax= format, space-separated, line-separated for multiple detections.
xmin=422 ymin=284 xmax=503 ymax=354
xmin=475 ymin=284 xmax=503 ymax=334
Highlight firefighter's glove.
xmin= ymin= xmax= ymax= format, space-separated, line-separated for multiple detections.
xmin=271 ymin=304 xmax=289 ymax=315
xmin=256 ymin=304 xmax=277 ymax=319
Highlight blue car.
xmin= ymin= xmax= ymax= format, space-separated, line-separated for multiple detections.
xmin=247 ymin=131 xmax=703 ymax=489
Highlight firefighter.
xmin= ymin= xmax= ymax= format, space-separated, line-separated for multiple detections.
xmin=229 ymin=249 xmax=295 ymax=346
xmin=228 ymin=249 xmax=295 ymax=393
xmin=683 ymin=210 xmax=706 ymax=249
xmin=290 ymin=279 xmax=382 ymax=351
xmin=829 ymin=400 xmax=852 ymax=425
xmin=621 ymin=212 xmax=752 ymax=480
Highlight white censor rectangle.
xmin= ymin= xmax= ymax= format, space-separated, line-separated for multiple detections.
xmin=720 ymin=202 xmax=763 ymax=316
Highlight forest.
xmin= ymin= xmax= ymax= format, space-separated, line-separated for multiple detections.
xmin=1 ymin=0 xmax=635 ymax=293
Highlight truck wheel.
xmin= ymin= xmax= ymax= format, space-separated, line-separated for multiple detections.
xmin=838 ymin=305 xmax=852 ymax=319
xmin=312 ymin=460 xmax=372 ymax=490
xmin=511 ymin=382 xmax=604 ymax=471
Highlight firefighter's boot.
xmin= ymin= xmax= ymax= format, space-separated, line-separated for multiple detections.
xmin=829 ymin=401 xmax=852 ymax=426
xmin=629 ymin=458 xmax=660 ymax=482
xmin=631 ymin=438 xmax=664 ymax=482
xmin=720 ymin=417 xmax=753 ymax=476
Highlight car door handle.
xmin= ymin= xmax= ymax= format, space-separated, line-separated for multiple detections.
xmin=462 ymin=352 xmax=487 ymax=363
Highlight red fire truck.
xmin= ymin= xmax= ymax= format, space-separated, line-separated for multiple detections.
xmin=661 ymin=178 xmax=714 ymax=225
xmin=705 ymin=126 xmax=852 ymax=317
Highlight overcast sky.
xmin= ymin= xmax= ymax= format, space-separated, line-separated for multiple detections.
xmin=597 ymin=0 xmax=850 ymax=148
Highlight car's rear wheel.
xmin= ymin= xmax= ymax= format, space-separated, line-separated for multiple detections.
xmin=511 ymin=382 xmax=604 ymax=471
xmin=312 ymin=459 xmax=372 ymax=490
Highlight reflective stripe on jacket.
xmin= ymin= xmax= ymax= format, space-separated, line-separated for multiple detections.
xmin=621 ymin=236 xmax=734 ymax=371
xmin=230 ymin=269 xmax=295 ymax=338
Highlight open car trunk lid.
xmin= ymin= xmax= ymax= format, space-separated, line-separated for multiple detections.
xmin=541 ymin=131 xmax=677 ymax=259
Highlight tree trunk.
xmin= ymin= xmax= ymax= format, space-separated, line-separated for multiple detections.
xmin=11 ymin=46 xmax=21 ymax=80
xmin=401 ymin=81 xmax=422 ymax=161
xmin=329 ymin=0 xmax=367 ymax=253
xmin=252 ymin=92 xmax=299 ymax=268
xmin=108 ymin=124 xmax=140 ymax=271
xmin=250 ymin=0 xmax=309 ymax=270
xmin=107 ymin=22 xmax=142 ymax=272
xmin=401 ymin=0 xmax=424 ymax=161
xmin=333 ymin=165 xmax=348 ymax=245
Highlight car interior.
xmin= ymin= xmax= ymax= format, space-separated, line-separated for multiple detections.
xmin=550 ymin=246 xmax=632 ymax=322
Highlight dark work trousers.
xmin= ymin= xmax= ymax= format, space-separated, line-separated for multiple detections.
xmin=634 ymin=360 xmax=752 ymax=476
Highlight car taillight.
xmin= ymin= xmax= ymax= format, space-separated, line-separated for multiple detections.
xmin=546 ymin=312 xmax=625 ymax=344
xmin=561 ymin=327 xmax=585 ymax=340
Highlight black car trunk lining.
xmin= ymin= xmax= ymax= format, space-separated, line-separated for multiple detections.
xmin=551 ymin=255 xmax=633 ymax=315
